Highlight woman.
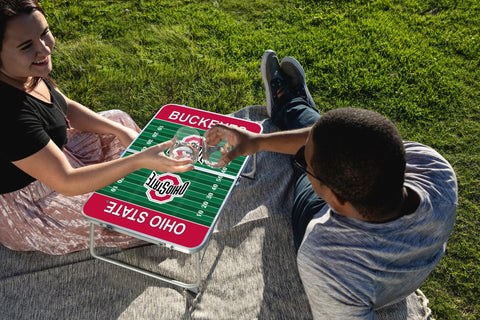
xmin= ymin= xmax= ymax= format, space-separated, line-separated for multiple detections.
xmin=0 ymin=0 xmax=193 ymax=254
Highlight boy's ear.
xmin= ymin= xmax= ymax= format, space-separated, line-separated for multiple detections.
xmin=325 ymin=187 xmax=354 ymax=215
xmin=329 ymin=188 xmax=347 ymax=206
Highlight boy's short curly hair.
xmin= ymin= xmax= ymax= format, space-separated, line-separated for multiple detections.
xmin=310 ymin=108 xmax=406 ymax=220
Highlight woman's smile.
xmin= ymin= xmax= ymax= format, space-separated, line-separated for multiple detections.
xmin=32 ymin=56 xmax=50 ymax=66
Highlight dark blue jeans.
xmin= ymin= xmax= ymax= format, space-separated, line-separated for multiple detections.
xmin=273 ymin=96 xmax=327 ymax=252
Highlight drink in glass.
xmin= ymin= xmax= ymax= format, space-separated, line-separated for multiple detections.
xmin=169 ymin=127 xmax=202 ymax=163
xmin=203 ymin=127 xmax=232 ymax=168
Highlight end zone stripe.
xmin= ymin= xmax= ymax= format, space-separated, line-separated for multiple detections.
xmin=83 ymin=193 xmax=210 ymax=249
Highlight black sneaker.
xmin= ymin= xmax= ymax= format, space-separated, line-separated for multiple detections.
xmin=261 ymin=50 xmax=289 ymax=117
xmin=280 ymin=57 xmax=316 ymax=109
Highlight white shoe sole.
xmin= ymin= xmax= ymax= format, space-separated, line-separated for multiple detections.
xmin=261 ymin=50 xmax=277 ymax=117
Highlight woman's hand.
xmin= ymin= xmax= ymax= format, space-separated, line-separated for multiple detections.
xmin=136 ymin=139 xmax=194 ymax=173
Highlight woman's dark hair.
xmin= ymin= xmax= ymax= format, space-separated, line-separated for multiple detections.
xmin=0 ymin=0 xmax=48 ymax=90
xmin=310 ymin=108 xmax=406 ymax=220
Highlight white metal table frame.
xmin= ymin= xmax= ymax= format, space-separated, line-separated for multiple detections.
xmin=88 ymin=222 xmax=205 ymax=294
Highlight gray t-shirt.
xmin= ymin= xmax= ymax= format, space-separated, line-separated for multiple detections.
xmin=297 ymin=142 xmax=457 ymax=319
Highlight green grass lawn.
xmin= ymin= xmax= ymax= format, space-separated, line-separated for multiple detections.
xmin=39 ymin=0 xmax=479 ymax=318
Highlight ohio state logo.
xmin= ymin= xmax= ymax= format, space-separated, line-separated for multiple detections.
xmin=144 ymin=172 xmax=190 ymax=204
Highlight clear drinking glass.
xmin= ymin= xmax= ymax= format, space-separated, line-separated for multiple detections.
xmin=203 ymin=127 xmax=232 ymax=168
xmin=169 ymin=127 xmax=202 ymax=163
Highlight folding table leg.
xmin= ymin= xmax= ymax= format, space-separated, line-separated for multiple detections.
xmin=89 ymin=223 xmax=200 ymax=293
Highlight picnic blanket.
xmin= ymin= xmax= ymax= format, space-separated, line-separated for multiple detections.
xmin=0 ymin=105 xmax=433 ymax=319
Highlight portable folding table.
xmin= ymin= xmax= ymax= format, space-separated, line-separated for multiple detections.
xmin=82 ymin=104 xmax=262 ymax=293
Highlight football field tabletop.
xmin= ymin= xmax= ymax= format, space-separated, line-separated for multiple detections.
xmin=83 ymin=104 xmax=263 ymax=253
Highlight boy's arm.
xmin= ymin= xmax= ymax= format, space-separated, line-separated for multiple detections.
xmin=209 ymin=124 xmax=311 ymax=167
